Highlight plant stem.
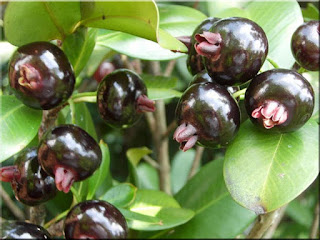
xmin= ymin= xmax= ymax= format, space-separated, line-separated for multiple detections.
xmin=233 ymin=88 xmax=247 ymax=100
xmin=143 ymin=155 xmax=160 ymax=169
xmin=246 ymin=208 xmax=281 ymax=239
xmin=44 ymin=209 xmax=69 ymax=229
xmin=0 ymin=185 xmax=25 ymax=221
xmin=188 ymin=146 xmax=204 ymax=179
xmin=262 ymin=204 xmax=288 ymax=239
xmin=29 ymin=204 xmax=46 ymax=226
xmin=71 ymin=91 xmax=97 ymax=103
xmin=161 ymin=120 xmax=177 ymax=140
xmin=298 ymin=67 xmax=307 ymax=74
xmin=267 ymin=57 xmax=280 ymax=69
xmin=310 ymin=201 xmax=319 ymax=239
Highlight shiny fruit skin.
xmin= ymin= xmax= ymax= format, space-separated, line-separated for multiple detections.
xmin=245 ymin=69 xmax=314 ymax=132
xmin=187 ymin=17 xmax=220 ymax=75
xmin=38 ymin=124 xmax=102 ymax=181
xmin=97 ymin=69 xmax=147 ymax=128
xmin=176 ymin=82 xmax=241 ymax=148
xmin=202 ymin=17 xmax=268 ymax=86
xmin=8 ymin=41 xmax=75 ymax=110
xmin=11 ymin=148 xmax=56 ymax=206
xmin=0 ymin=221 xmax=51 ymax=239
xmin=291 ymin=20 xmax=319 ymax=71
xmin=64 ymin=200 xmax=128 ymax=239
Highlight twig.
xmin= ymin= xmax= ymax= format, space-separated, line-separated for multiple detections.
xmin=131 ymin=59 xmax=142 ymax=74
xmin=0 ymin=185 xmax=25 ymax=220
xmin=310 ymin=201 xmax=319 ymax=239
xmin=262 ymin=204 xmax=288 ymax=239
xmin=161 ymin=120 xmax=177 ymax=140
xmin=120 ymin=54 xmax=135 ymax=71
xmin=164 ymin=60 xmax=176 ymax=77
xmin=246 ymin=208 xmax=281 ymax=239
xmin=29 ymin=204 xmax=46 ymax=226
xmin=188 ymin=146 xmax=204 ymax=179
xmin=143 ymin=155 xmax=160 ymax=169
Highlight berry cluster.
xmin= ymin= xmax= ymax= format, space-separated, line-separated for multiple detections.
xmin=173 ymin=17 xmax=317 ymax=151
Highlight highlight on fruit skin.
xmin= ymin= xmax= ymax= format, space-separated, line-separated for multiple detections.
xmin=291 ymin=20 xmax=320 ymax=71
xmin=0 ymin=148 xmax=56 ymax=206
xmin=194 ymin=17 xmax=268 ymax=86
xmin=97 ymin=68 xmax=155 ymax=129
xmin=38 ymin=124 xmax=102 ymax=193
xmin=64 ymin=200 xmax=128 ymax=239
xmin=245 ymin=69 xmax=314 ymax=133
xmin=174 ymin=82 xmax=241 ymax=151
xmin=8 ymin=41 xmax=75 ymax=110
xmin=0 ymin=221 xmax=51 ymax=239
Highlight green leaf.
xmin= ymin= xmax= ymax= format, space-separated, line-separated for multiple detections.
xmin=302 ymin=71 xmax=319 ymax=116
xmin=62 ymin=27 xmax=97 ymax=77
xmin=301 ymin=3 xmax=320 ymax=21
xmin=165 ymin=158 xmax=255 ymax=239
xmin=286 ymin=198 xmax=313 ymax=228
xmin=207 ymin=0 xmax=303 ymax=69
xmin=118 ymin=207 xmax=161 ymax=225
xmin=141 ymin=74 xmax=178 ymax=89
xmin=0 ymin=96 xmax=42 ymax=162
xmin=224 ymin=120 xmax=319 ymax=214
xmin=4 ymin=1 xmax=81 ymax=46
xmin=100 ymin=183 xmax=137 ymax=208
xmin=136 ymin=163 xmax=159 ymax=190
xmin=148 ymin=89 xmax=182 ymax=100
xmin=171 ymin=149 xmax=196 ymax=194
xmin=127 ymin=189 xmax=194 ymax=231
xmin=87 ymin=141 xmax=111 ymax=200
xmin=126 ymin=147 xmax=152 ymax=167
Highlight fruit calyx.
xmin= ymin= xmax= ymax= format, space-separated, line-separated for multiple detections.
xmin=18 ymin=64 xmax=41 ymax=89
xmin=136 ymin=94 xmax=155 ymax=113
xmin=251 ymin=100 xmax=288 ymax=129
xmin=194 ymin=32 xmax=222 ymax=61
xmin=54 ymin=166 xmax=76 ymax=193
xmin=173 ymin=122 xmax=198 ymax=152
xmin=0 ymin=166 xmax=20 ymax=182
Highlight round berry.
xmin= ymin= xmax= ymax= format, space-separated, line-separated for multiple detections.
xmin=0 ymin=221 xmax=51 ymax=239
xmin=187 ymin=17 xmax=220 ymax=75
xmin=38 ymin=124 xmax=102 ymax=193
xmin=291 ymin=20 xmax=319 ymax=71
xmin=8 ymin=41 xmax=75 ymax=110
xmin=194 ymin=17 xmax=268 ymax=86
xmin=97 ymin=69 xmax=155 ymax=129
xmin=93 ymin=59 xmax=116 ymax=83
xmin=174 ymin=82 xmax=241 ymax=151
xmin=0 ymin=148 xmax=56 ymax=206
xmin=64 ymin=200 xmax=128 ymax=239
xmin=245 ymin=69 xmax=314 ymax=132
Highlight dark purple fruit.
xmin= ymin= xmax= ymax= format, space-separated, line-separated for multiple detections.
xmin=187 ymin=17 xmax=220 ymax=75
xmin=0 ymin=148 xmax=56 ymax=206
xmin=8 ymin=41 xmax=75 ymax=110
xmin=189 ymin=70 xmax=240 ymax=99
xmin=174 ymin=82 xmax=241 ymax=151
xmin=38 ymin=124 xmax=102 ymax=193
xmin=245 ymin=69 xmax=314 ymax=132
xmin=93 ymin=60 xmax=116 ymax=83
xmin=97 ymin=69 xmax=155 ymax=129
xmin=64 ymin=200 xmax=128 ymax=239
xmin=194 ymin=17 xmax=268 ymax=86
xmin=0 ymin=221 xmax=51 ymax=239
xmin=291 ymin=20 xmax=319 ymax=71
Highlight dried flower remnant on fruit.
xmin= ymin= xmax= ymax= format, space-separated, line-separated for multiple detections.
xmin=194 ymin=32 xmax=222 ymax=61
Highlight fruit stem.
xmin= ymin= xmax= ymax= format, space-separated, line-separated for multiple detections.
xmin=71 ymin=91 xmax=97 ymax=103
xmin=298 ymin=67 xmax=307 ymax=74
xmin=232 ymin=88 xmax=247 ymax=99
xmin=266 ymin=57 xmax=280 ymax=69
xmin=68 ymin=99 xmax=76 ymax=124
xmin=44 ymin=209 xmax=69 ymax=229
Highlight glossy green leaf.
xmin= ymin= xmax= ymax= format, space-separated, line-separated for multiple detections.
xmin=148 ymin=88 xmax=182 ymax=101
xmin=126 ymin=147 xmax=152 ymax=167
xmin=302 ymin=71 xmax=319 ymax=116
xmin=141 ymin=74 xmax=177 ymax=89
xmin=127 ymin=189 xmax=194 ymax=231
xmin=207 ymin=0 xmax=304 ymax=69
xmin=171 ymin=149 xmax=196 ymax=194
xmin=136 ymin=163 xmax=159 ymax=190
xmin=164 ymin=158 xmax=255 ymax=239
xmin=224 ymin=120 xmax=319 ymax=214
xmin=0 ymin=96 xmax=42 ymax=162
xmin=286 ymin=198 xmax=313 ymax=228
xmin=4 ymin=1 xmax=80 ymax=46
xmin=87 ymin=141 xmax=111 ymax=200
xmin=119 ymin=208 xmax=161 ymax=226
xmin=301 ymin=3 xmax=320 ymax=21
xmin=62 ymin=27 xmax=97 ymax=77
xmin=100 ymin=183 xmax=137 ymax=208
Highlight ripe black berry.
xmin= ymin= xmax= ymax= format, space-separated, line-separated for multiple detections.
xmin=9 ymin=41 xmax=75 ymax=110
xmin=291 ymin=20 xmax=319 ymax=71
xmin=174 ymin=82 xmax=241 ymax=151
xmin=97 ymin=69 xmax=155 ymax=128
xmin=245 ymin=69 xmax=314 ymax=132
xmin=194 ymin=17 xmax=268 ymax=86
xmin=38 ymin=124 xmax=102 ymax=193
xmin=64 ymin=200 xmax=128 ymax=239
xmin=0 ymin=148 xmax=56 ymax=206
xmin=0 ymin=221 xmax=51 ymax=239
xmin=187 ymin=17 xmax=220 ymax=75
xmin=93 ymin=59 xmax=116 ymax=83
